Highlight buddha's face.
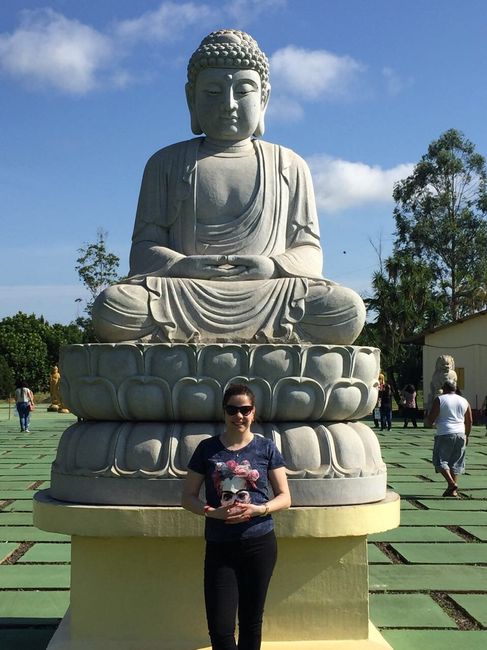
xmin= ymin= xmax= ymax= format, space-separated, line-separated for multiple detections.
xmin=192 ymin=68 xmax=265 ymax=141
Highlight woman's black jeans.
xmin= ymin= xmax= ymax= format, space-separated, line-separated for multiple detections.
xmin=204 ymin=530 xmax=277 ymax=650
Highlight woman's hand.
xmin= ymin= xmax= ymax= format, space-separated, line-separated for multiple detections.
xmin=205 ymin=503 xmax=264 ymax=524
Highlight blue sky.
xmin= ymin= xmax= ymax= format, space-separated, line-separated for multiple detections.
xmin=1 ymin=0 xmax=486 ymax=325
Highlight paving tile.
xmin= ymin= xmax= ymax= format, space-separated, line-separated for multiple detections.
xmin=0 ymin=527 xmax=68 ymax=542
xmin=450 ymin=594 xmax=487 ymax=627
xmin=387 ymin=482 xmax=448 ymax=496
xmin=400 ymin=510 xmax=487 ymax=526
xmin=0 ymin=490 xmax=38 ymax=499
xmin=0 ymin=513 xmax=34 ymax=525
xmin=4 ymin=501 xmax=34 ymax=512
xmin=0 ymin=481 xmax=37 ymax=490
xmin=0 ymin=589 xmax=69 ymax=619
xmin=0 ymin=541 xmax=18 ymax=562
xmin=19 ymin=543 xmax=71 ymax=563
xmin=369 ymin=526 xmax=462 ymax=543
xmin=370 ymin=565 xmax=487 ymax=591
xmin=0 ymin=628 xmax=56 ymax=650
xmin=461 ymin=527 xmax=487 ymax=541
xmin=367 ymin=544 xmax=392 ymax=563
xmin=391 ymin=542 xmax=487 ymax=564
xmin=0 ymin=564 xmax=70 ymax=587
xmin=381 ymin=630 xmax=487 ymax=650
xmin=460 ymin=490 xmax=487 ymax=498
xmin=370 ymin=593 xmax=455 ymax=628
xmin=416 ymin=499 xmax=487 ymax=510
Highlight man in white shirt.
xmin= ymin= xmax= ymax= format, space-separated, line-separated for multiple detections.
xmin=426 ymin=380 xmax=472 ymax=497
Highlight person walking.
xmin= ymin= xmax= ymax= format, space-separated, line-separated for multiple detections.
xmin=401 ymin=384 xmax=418 ymax=428
xmin=182 ymin=383 xmax=291 ymax=650
xmin=426 ymin=380 xmax=472 ymax=497
xmin=15 ymin=379 xmax=34 ymax=433
xmin=379 ymin=381 xmax=392 ymax=431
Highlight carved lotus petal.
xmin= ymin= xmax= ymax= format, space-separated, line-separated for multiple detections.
xmin=174 ymin=423 xmax=221 ymax=474
xmin=279 ymin=424 xmax=323 ymax=476
xmin=173 ymin=378 xmax=221 ymax=421
xmin=351 ymin=348 xmax=380 ymax=382
xmin=198 ymin=345 xmax=248 ymax=384
xmin=250 ymin=346 xmax=300 ymax=383
xmin=145 ymin=345 xmax=195 ymax=384
xmin=323 ymin=380 xmax=367 ymax=421
xmin=60 ymin=345 xmax=91 ymax=379
xmin=347 ymin=421 xmax=385 ymax=472
xmin=74 ymin=422 xmax=119 ymax=472
xmin=115 ymin=422 xmax=169 ymax=473
xmin=272 ymin=379 xmax=324 ymax=421
xmin=95 ymin=344 xmax=143 ymax=384
xmin=118 ymin=377 xmax=172 ymax=420
xmin=73 ymin=377 xmax=121 ymax=420
xmin=303 ymin=346 xmax=350 ymax=384
xmin=325 ymin=423 xmax=366 ymax=477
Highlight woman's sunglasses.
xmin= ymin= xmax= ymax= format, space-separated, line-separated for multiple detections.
xmin=224 ymin=405 xmax=254 ymax=416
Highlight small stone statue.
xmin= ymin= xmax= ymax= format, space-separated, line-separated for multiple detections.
xmin=426 ymin=354 xmax=457 ymax=413
xmin=48 ymin=364 xmax=70 ymax=414
xmin=47 ymin=365 xmax=62 ymax=412
xmin=92 ymin=29 xmax=365 ymax=345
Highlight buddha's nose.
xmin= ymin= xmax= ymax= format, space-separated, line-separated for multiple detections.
xmin=222 ymin=89 xmax=238 ymax=112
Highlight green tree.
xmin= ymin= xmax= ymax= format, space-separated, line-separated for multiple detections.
xmin=393 ymin=128 xmax=487 ymax=320
xmin=76 ymin=229 xmax=120 ymax=340
xmin=0 ymin=356 xmax=15 ymax=398
xmin=0 ymin=313 xmax=83 ymax=392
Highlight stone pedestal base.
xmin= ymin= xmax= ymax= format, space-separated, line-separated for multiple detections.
xmin=34 ymin=491 xmax=399 ymax=650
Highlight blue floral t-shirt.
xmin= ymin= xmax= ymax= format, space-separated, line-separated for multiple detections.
xmin=187 ymin=434 xmax=285 ymax=542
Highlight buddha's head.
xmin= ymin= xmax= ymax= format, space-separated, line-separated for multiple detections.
xmin=186 ymin=29 xmax=270 ymax=139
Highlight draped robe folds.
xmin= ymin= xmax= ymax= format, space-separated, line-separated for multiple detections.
xmin=94 ymin=137 xmax=365 ymax=343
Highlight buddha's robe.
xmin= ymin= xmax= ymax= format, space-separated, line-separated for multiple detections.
xmin=93 ymin=138 xmax=365 ymax=344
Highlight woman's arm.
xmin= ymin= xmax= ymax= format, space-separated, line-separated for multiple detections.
xmin=181 ymin=469 xmax=206 ymax=516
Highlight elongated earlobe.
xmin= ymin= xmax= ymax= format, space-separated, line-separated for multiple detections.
xmin=185 ymin=82 xmax=203 ymax=135
xmin=253 ymin=85 xmax=271 ymax=138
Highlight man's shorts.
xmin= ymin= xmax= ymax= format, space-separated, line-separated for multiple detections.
xmin=433 ymin=434 xmax=466 ymax=474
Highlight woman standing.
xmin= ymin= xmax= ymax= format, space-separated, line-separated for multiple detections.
xmin=15 ymin=379 xmax=34 ymax=433
xmin=182 ymin=383 xmax=291 ymax=650
xmin=401 ymin=384 xmax=418 ymax=428
xmin=379 ymin=382 xmax=393 ymax=431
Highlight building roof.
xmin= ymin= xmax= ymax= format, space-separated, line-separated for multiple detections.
xmin=404 ymin=309 xmax=487 ymax=345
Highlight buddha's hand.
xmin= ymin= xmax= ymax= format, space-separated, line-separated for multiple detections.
xmin=224 ymin=255 xmax=277 ymax=280
xmin=166 ymin=255 xmax=244 ymax=280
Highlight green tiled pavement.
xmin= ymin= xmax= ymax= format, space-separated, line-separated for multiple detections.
xmin=0 ymin=564 xmax=70 ymax=588
xmin=461 ymin=526 xmax=487 ymax=541
xmin=0 ymin=527 xmax=68 ymax=542
xmin=0 ymin=590 xmax=69 ymax=619
xmin=450 ymin=595 xmax=487 ymax=627
xmin=370 ymin=593 xmax=455 ymax=628
xmin=0 ymin=541 xmax=18 ymax=562
xmin=390 ymin=542 xmax=487 ymax=564
xmin=369 ymin=526 xmax=463 ymax=542
xmin=382 ymin=630 xmax=487 ymax=650
xmin=19 ymin=543 xmax=70 ymax=563
xmin=370 ymin=559 xmax=487 ymax=592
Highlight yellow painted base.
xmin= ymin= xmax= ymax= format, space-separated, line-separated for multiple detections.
xmin=34 ymin=492 xmax=400 ymax=650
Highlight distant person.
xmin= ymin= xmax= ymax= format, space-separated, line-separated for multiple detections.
xmin=379 ymin=381 xmax=392 ymax=431
xmin=15 ymin=379 xmax=34 ymax=433
xmin=426 ymin=380 xmax=472 ymax=497
xmin=401 ymin=384 xmax=418 ymax=428
xmin=482 ymin=395 xmax=487 ymax=434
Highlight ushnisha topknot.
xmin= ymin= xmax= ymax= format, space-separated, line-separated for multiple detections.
xmin=187 ymin=29 xmax=270 ymax=99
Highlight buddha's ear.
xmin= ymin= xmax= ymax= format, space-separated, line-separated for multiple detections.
xmin=254 ymin=83 xmax=271 ymax=138
xmin=185 ymin=82 xmax=203 ymax=135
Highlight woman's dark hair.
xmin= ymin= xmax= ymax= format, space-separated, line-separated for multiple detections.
xmin=405 ymin=384 xmax=415 ymax=393
xmin=16 ymin=378 xmax=27 ymax=389
xmin=222 ymin=383 xmax=255 ymax=407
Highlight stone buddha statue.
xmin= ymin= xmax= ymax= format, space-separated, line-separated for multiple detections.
xmin=93 ymin=29 xmax=365 ymax=345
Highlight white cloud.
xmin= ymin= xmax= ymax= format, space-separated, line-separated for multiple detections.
xmin=270 ymin=46 xmax=364 ymax=100
xmin=308 ymin=155 xmax=414 ymax=213
xmin=115 ymin=1 xmax=215 ymax=42
xmin=224 ymin=0 xmax=287 ymax=25
xmin=382 ymin=66 xmax=413 ymax=96
xmin=0 ymin=9 xmax=112 ymax=94
xmin=266 ymin=96 xmax=304 ymax=122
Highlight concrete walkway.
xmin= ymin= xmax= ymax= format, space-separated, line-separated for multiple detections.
xmin=0 ymin=404 xmax=486 ymax=649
